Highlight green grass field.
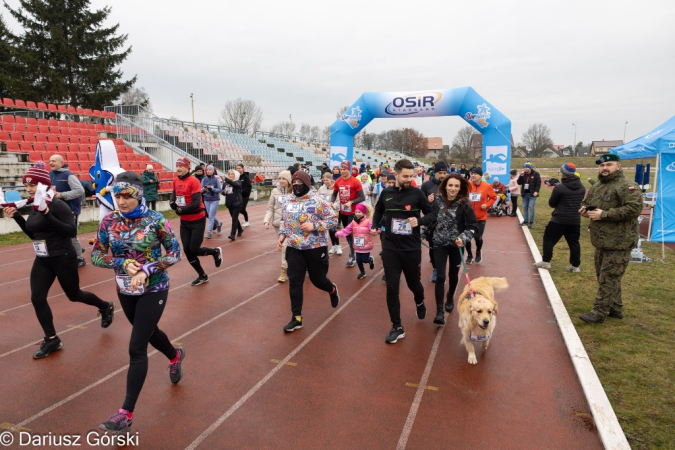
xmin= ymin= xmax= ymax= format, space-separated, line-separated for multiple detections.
xmin=511 ymin=156 xmax=656 ymax=170
xmin=528 ymin=173 xmax=674 ymax=449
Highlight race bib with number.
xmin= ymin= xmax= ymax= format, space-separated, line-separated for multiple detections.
xmin=469 ymin=192 xmax=481 ymax=202
xmin=225 ymin=185 xmax=233 ymax=194
xmin=354 ymin=236 xmax=366 ymax=248
xmin=116 ymin=275 xmax=145 ymax=295
xmin=33 ymin=240 xmax=48 ymax=257
xmin=524 ymin=183 xmax=529 ymax=190
xmin=176 ymin=195 xmax=186 ymax=207
xmin=392 ymin=218 xmax=413 ymax=235
xmin=341 ymin=203 xmax=352 ymax=213
xmin=287 ymin=203 xmax=303 ymax=213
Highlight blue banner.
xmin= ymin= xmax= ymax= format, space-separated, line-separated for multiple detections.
xmin=652 ymin=153 xmax=675 ymax=242
xmin=329 ymin=87 xmax=512 ymax=179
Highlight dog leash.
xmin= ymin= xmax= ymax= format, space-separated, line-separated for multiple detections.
xmin=458 ymin=246 xmax=476 ymax=300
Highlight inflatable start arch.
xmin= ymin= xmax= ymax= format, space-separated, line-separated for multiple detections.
xmin=329 ymin=86 xmax=512 ymax=179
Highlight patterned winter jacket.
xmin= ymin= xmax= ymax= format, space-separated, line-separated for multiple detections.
xmin=92 ymin=210 xmax=182 ymax=293
xmin=279 ymin=189 xmax=337 ymax=250
xmin=335 ymin=217 xmax=374 ymax=252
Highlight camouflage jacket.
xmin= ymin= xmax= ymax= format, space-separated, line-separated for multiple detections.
xmin=582 ymin=170 xmax=642 ymax=250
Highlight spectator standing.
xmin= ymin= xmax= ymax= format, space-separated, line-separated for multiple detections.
xmin=201 ymin=165 xmax=222 ymax=239
xmin=518 ymin=163 xmax=541 ymax=228
xmin=141 ymin=164 xmax=159 ymax=210
xmin=507 ymin=169 xmax=520 ymax=217
xmin=320 ymin=163 xmax=331 ymax=178
xmin=237 ymin=163 xmax=252 ymax=227
xmin=331 ymin=166 xmax=341 ymax=181
xmin=48 ymin=154 xmax=86 ymax=267
xmin=578 ymin=154 xmax=642 ymax=323
xmin=534 ymin=163 xmax=586 ymax=272
xmin=264 ymin=170 xmax=293 ymax=282
xmin=223 ymin=169 xmax=244 ymax=240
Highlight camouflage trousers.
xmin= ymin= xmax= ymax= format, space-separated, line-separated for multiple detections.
xmin=592 ymin=248 xmax=631 ymax=317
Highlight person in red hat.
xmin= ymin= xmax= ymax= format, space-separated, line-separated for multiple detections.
xmin=170 ymin=157 xmax=222 ymax=286
xmin=331 ymin=160 xmax=366 ymax=268
xmin=2 ymin=162 xmax=115 ymax=359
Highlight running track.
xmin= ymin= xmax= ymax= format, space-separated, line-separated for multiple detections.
xmin=0 ymin=203 xmax=602 ymax=449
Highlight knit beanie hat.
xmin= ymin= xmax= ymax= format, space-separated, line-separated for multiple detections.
xmin=176 ymin=157 xmax=190 ymax=169
xmin=355 ymin=203 xmax=368 ymax=215
xmin=278 ymin=170 xmax=292 ymax=186
xmin=560 ymin=163 xmax=577 ymax=177
xmin=206 ymin=165 xmax=215 ymax=173
xmin=113 ymin=171 xmax=144 ymax=200
xmin=387 ymin=173 xmax=396 ymax=181
xmin=493 ymin=177 xmax=500 ymax=183
xmin=434 ymin=161 xmax=448 ymax=172
xmin=341 ymin=160 xmax=351 ymax=171
xmin=470 ymin=167 xmax=483 ymax=176
xmin=23 ymin=161 xmax=51 ymax=187
xmin=292 ymin=170 xmax=311 ymax=188
xmin=146 ymin=164 xmax=154 ymax=170
xmin=523 ymin=163 xmax=533 ymax=169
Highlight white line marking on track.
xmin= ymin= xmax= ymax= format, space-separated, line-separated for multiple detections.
xmin=0 ymin=248 xmax=277 ymax=359
xmin=10 ymin=282 xmax=281 ymax=432
xmin=395 ymin=320 xmax=446 ymax=450
xmin=183 ymin=268 xmax=384 ymax=450
xmin=0 ymin=276 xmax=29 ymax=287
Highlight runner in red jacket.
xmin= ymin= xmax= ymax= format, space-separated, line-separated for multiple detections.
xmin=466 ymin=167 xmax=497 ymax=264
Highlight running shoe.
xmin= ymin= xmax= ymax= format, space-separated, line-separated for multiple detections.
xmin=565 ymin=266 xmax=581 ymax=273
xmin=336 ymin=246 xmax=343 ymax=255
xmin=214 ymin=247 xmax=223 ymax=268
xmin=444 ymin=301 xmax=454 ymax=313
xmin=433 ymin=310 xmax=445 ymax=325
xmin=416 ymin=302 xmax=427 ymax=320
xmin=528 ymin=223 xmax=534 ymax=228
xmin=385 ymin=327 xmax=405 ymax=344
xmin=98 ymin=302 xmax=115 ymax=328
xmin=369 ymin=256 xmax=375 ymax=270
xmin=237 ymin=229 xmax=243 ymax=237
xmin=205 ymin=233 xmax=212 ymax=239
xmin=329 ymin=245 xmax=337 ymax=255
xmin=475 ymin=251 xmax=482 ymax=264
xmin=534 ymin=261 xmax=551 ymax=270
xmin=100 ymin=409 xmax=133 ymax=433
xmin=169 ymin=347 xmax=185 ymax=384
xmin=228 ymin=235 xmax=236 ymax=241
xmin=77 ymin=259 xmax=86 ymax=268
xmin=466 ymin=255 xmax=474 ymax=265
xmin=243 ymin=221 xmax=250 ymax=227
xmin=216 ymin=223 xmax=222 ymax=234
xmin=283 ymin=316 xmax=303 ymax=332
xmin=191 ymin=275 xmax=209 ymax=286
xmin=357 ymin=272 xmax=366 ymax=280
xmin=33 ymin=336 xmax=63 ymax=359
xmin=330 ymin=283 xmax=340 ymax=308
xmin=346 ymin=257 xmax=355 ymax=268
xmin=430 ymin=269 xmax=437 ymax=283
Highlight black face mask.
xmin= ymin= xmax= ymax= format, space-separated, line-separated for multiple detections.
xmin=293 ymin=184 xmax=310 ymax=197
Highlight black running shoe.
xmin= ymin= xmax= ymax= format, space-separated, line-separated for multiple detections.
xmin=466 ymin=255 xmax=474 ymax=264
xmin=100 ymin=409 xmax=132 ymax=433
xmin=433 ymin=311 xmax=445 ymax=325
xmin=191 ymin=275 xmax=208 ymax=286
xmin=519 ymin=221 xmax=527 ymax=226
xmin=237 ymin=230 xmax=243 ymax=237
xmin=169 ymin=347 xmax=185 ymax=384
xmin=214 ymin=247 xmax=222 ymax=268
xmin=444 ymin=301 xmax=454 ymax=313
xmin=475 ymin=251 xmax=482 ymax=264
xmin=416 ymin=302 xmax=426 ymax=320
xmin=98 ymin=302 xmax=115 ymax=328
xmin=385 ymin=327 xmax=405 ymax=344
xmin=330 ymin=283 xmax=340 ymax=308
xmin=33 ymin=336 xmax=63 ymax=359
xmin=369 ymin=256 xmax=375 ymax=270
xmin=283 ymin=316 xmax=303 ymax=332
xmin=357 ymin=272 xmax=366 ymax=280
xmin=228 ymin=235 xmax=236 ymax=241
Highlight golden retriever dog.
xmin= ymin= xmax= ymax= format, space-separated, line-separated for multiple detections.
xmin=457 ymin=277 xmax=508 ymax=364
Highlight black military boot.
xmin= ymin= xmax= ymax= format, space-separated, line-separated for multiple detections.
xmin=579 ymin=312 xmax=605 ymax=324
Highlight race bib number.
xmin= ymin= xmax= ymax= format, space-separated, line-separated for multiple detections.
xmin=287 ymin=203 xmax=303 ymax=213
xmin=176 ymin=195 xmax=186 ymax=207
xmin=392 ymin=218 xmax=413 ymax=235
xmin=225 ymin=185 xmax=233 ymax=194
xmin=33 ymin=240 xmax=48 ymax=257
xmin=341 ymin=203 xmax=352 ymax=213
xmin=469 ymin=192 xmax=481 ymax=202
xmin=523 ymin=183 xmax=529 ymax=190
xmin=116 ymin=275 xmax=145 ymax=295
xmin=354 ymin=236 xmax=366 ymax=248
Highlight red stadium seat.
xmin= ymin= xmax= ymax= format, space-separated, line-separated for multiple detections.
xmin=58 ymin=120 xmax=68 ymax=128
xmin=15 ymin=99 xmax=27 ymax=108
xmin=93 ymin=110 xmax=102 ymax=117
xmin=27 ymin=117 xmax=37 ymax=125
xmin=109 ymin=112 xmax=116 ymax=119
xmin=114 ymin=138 xmax=124 ymax=146
xmin=9 ymin=132 xmax=23 ymax=142
xmin=67 ymin=106 xmax=76 ymax=114
xmin=15 ymin=116 xmax=26 ymax=125
xmin=58 ymin=135 xmax=70 ymax=144
xmin=36 ymin=134 xmax=48 ymax=143
xmin=57 ymin=105 xmax=67 ymax=113
xmin=0 ymin=131 xmax=10 ymax=141
xmin=24 ymin=134 xmax=37 ymax=142
xmin=60 ymin=128 xmax=71 ymax=136
xmin=68 ymin=121 xmax=78 ymax=128
xmin=37 ymin=102 xmax=48 ymax=111
xmin=29 ymin=152 xmax=42 ymax=162
xmin=103 ymin=124 xmax=112 ymax=132
xmin=0 ymin=123 xmax=12 ymax=132
xmin=76 ymin=107 xmax=85 ymax=115
xmin=77 ymin=122 xmax=87 ymax=129
xmin=86 ymin=122 xmax=96 ymax=130
xmin=48 ymin=119 xmax=58 ymax=127
xmin=19 ymin=142 xmax=33 ymax=152
xmin=38 ymin=118 xmax=49 ymax=126
xmin=46 ymin=143 xmax=58 ymax=154
xmin=2 ymin=115 xmax=15 ymax=124
xmin=48 ymin=104 xmax=58 ymax=113
xmin=6 ymin=141 xmax=20 ymax=152
xmin=56 ymin=143 xmax=68 ymax=153
xmin=2 ymin=98 xmax=15 ymax=107
xmin=47 ymin=135 xmax=59 ymax=143
xmin=27 ymin=125 xmax=39 ymax=134
xmin=26 ymin=101 xmax=37 ymax=109
xmin=94 ymin=123 xmax=103 ymax=131
xmin=101 ymin=111 xmax=109 ymax=118
xmin=84 ymin=108 xmax=93 ymax=116
xmin=70 ymin=128 xmax=81 ymax=137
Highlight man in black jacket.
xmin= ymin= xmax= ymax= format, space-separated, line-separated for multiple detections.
xmin=420 ymin=161 xmax=448 ymax=282
xmin=534 ymin=163 xmax=586 ymax=272
xmin=517 ymin=163 xmax=541 ymax=228
xmin=371 ymin=159 xmax=435 ymax=344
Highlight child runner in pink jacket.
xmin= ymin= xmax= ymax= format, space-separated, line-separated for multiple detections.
xmin=336 ymin=203 xmax=376 ymax=279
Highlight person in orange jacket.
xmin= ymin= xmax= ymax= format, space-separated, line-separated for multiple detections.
xmin=466 ymin=167 xmax=497 ymax=264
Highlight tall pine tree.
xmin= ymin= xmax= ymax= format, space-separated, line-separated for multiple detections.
xmin=4 ymin=0 xmax=135 ymax=110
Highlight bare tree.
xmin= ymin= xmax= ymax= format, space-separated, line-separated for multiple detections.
xmin=452 ymin=125 xmax=474 ymax=162
xmin=282 ymin=120 xmax=296 ymax=137
xmin=299 ymin=123 xmax=312 ymax=140
xmin=323 ymin=126 xmax=332 ymax=143
xmin=219 ymin=98 xmax=264 ymax=134
xmin=522 ymin=123 xmax=553 ymax=158
xmin=308 ymin=126 xmax=321 ymax=143
xmin=117 ymin=86 xmax=152 ymax=112
xmin=336 ymin=105 xmax=349 ymax=119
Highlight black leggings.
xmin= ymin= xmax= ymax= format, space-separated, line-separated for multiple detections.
xmin=229 ymin=206 xmax=243 ymax=237
xmin=339 ymin=214 xmax=355 ymax=258
xmin=148 ymin=201 xmax=156 ymax=211
xmin=286 ymin=246 xmax=334 ymax=317
xmin=328 ymin=227 xmax=339 ymax=246
xmin=118 ymin=290 xmax=176 ymax=412
xmin=239 ymin=196 xmax=250 ymax=222
xmin=30 ymin=252 xmax=109 ymax=337
xmin=356 ymin=252 xmax=371 ymax=273
xmin=381 ymin=249 xmax=424 ymax=327
xmin=180 ymin=217 xmax=217 ymax=277
xmin=510 ymin=195 xmax=518 ymax=214
xmin=433 ymin=245 xmax=463 ymax=308
xmin=465 ymin=220 xmax=486 ymax=256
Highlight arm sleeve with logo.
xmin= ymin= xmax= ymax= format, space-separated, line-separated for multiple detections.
xmin=141 ymin=216 xmax=182 ymax=278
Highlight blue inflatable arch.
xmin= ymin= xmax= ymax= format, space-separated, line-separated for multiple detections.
xmin=329 ymin=86 xmax=512 ymax=179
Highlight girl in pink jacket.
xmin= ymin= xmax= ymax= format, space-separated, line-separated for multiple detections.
xmin=336 ymin=203 xmax=376 ymax=279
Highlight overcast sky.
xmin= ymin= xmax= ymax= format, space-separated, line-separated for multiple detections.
xmin=4 ymin=0 xmax=675 ymax=148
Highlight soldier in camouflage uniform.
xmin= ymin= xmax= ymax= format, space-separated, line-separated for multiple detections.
xmin=578 ymin=154 xmax=643 ymax=323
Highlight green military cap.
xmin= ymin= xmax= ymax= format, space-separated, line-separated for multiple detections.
xmin=596 ymin=153 xmax=620 ymax=164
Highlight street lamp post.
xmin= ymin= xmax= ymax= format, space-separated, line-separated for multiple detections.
xmin=572 ymin=122 xmax=577 ymax=156
xmin=624 ymin=121 xmax=628 ymax=143
xmin=190 ymin=93 xmax=195 ymax=126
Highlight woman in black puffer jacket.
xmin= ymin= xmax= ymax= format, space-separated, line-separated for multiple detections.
xmin=223 ymin=168 xmax=244 ymax=240
xmin=237 ymin=163 xmax=252 ymax=227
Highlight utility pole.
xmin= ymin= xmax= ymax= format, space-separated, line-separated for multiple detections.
xmin=572 ymin=122 xmax=577 ymax=156
xmin=624 ymin=121 xmax=628 ymax=143
xmin=190 ymin=93 xmax=195 ymax=127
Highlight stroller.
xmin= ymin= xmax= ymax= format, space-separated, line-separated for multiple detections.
xmin=488 ymin=192 xmax=510 ymax=217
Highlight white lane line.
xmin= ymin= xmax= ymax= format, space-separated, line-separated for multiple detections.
xmin=11 ymin=282 xmax=281 ymax=432
xmin=184 ymin=269 xmax=384 ymax=450
xmin=0 ymin=257 xmax=34 ymax=267
xmin=0 ymin=276 xmax=29 ymax=287
xmin=0 ymin=249 xmax=277 ymax=359
xmin=395 ymin=322 xmax=446 ymax=450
